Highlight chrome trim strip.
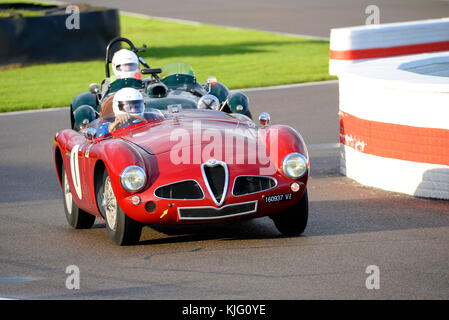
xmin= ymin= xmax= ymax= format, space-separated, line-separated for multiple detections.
xmin=153 ymin=179 xmax=205 ymax=200
xmin=231 ymin=175 xmax=278 ymax=197
xmin=201 ymin=159 xmax=229 ymax=206
xmin=177 ymin=200 xmax=258 ymax=221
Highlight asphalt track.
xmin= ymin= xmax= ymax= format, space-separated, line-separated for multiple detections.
xmin=62 ymin=0 xmax=449 ymax=38
xmin=0 ymin=0 xmax=448 ymax=300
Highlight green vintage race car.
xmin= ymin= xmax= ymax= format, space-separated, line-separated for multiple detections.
xmin=70 ymin=37 xmax=252 ymax=130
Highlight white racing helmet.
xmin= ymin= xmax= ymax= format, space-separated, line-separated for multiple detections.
xmin=112 ymin=49 xmax=140 ymax=79
xmin=112 ymin=88 xmax=145 ymax=118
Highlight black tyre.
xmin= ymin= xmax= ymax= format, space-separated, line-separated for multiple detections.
xmin=62 ymin=167 xmax=96 ymax=229
xmin=271 ymin=189 xmax=308 ymax=236
xmin=70 ymin=104 xmax=75 ymax=130
xmin=98 ymin=170 xmax=142 ymax=246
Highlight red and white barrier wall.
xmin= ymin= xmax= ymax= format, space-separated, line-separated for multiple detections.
xmin=330 ymin=19 xmax=449 ymax=200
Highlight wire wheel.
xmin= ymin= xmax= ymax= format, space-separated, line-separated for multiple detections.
xmin=103 ymin=175 xmax=118 ymax=231
xmin=97 ymin=169 xmax=143 ymax=245
xmin=62 ymin=166 xmax=95 ymax=229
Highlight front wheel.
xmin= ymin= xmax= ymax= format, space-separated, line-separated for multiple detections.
xmin=62 ymin=167 xmax=96 ymax=229
xmin=271 ymin=189 xmax=308 ymax=236
xmin=98 ymin=170 xmax=142 ymax=246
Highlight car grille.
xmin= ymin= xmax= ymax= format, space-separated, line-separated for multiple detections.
xmin=202 ymin=160 xmax=228 ymax=205
xmin=178 ymin=201 xmax=257 ymax=220
xmin=232 ymin=176 xmax=277 ymax=196
xmin=154 ymin=180 xmax=204 ymax=200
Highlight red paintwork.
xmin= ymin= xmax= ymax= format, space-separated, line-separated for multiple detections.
xmin=53 ymin=110 xmax=309 ymax=224
xmin=339 ymin=110 xmax=449 ymax=166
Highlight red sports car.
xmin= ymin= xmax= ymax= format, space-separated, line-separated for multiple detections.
xmin=53 ymin=108 xmax=309 ymax=245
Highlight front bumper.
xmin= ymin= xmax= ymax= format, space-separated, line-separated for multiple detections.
xmin=117 ymin=173 xmax=307 ymax=224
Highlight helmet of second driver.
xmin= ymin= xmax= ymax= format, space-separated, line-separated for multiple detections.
xmin=112 ymin=49 xmax=140 ymax=79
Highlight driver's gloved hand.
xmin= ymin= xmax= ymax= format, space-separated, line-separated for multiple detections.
xmin=116 ymin=113 xmax=130 ymax=124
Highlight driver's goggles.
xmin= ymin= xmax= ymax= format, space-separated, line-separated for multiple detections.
xmin=116 ymin=63 xmax=138 ymax=72
xmin=118 ymin=100 xmax=144 ymax=114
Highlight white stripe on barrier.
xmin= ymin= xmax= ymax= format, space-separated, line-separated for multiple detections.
xmin=341 ymin=145 xmax=449 ymax=200
xmin=329 ymin=18 xmax=449 ymax=75
xmin=330 ymin=18 xmax=449 ymax=51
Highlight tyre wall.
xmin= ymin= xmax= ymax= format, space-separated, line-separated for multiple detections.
xmin=330 ymin=19 xmax=449 ymax=200
xmin=0 ymin=6 xmax=120 ymax=67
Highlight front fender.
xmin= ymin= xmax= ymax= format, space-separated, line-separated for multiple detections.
xmin=71 ymin=91 xmax=98 ymax=112
xmin=71 ymin=91 xmax=98 ymax=129
xmin=73 ymin=105 xmax=98 ymax=131
xmin=205 ymin=81 xmax=230 ymax=103
xmin=225 ymin=91 xmax=249 ymax=114
xmin=100 ymin=140 xmax=148 ymax=201
xmin=261 ymin=125 xmax=309 ymax=179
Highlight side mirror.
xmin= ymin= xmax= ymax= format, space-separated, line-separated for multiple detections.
xmin=207 ymin=76 xmax=217 ymax=85
xmin=89 ymin=83 xmax=100 ymax=95
xmin=258 ymin=112 xmax=270 ymax=126
xmin=207 ymin=76 xmax=217 ymax=93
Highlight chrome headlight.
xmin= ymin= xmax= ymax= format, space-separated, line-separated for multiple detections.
xmin=197 ymin=94 xmax=220 ymax=110
xmin=120 ymin=166 xmax=147 ymax=192
xmin=282 ymin=153 xmax=308 ymax=179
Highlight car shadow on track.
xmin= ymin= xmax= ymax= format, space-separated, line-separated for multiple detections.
xmin=90 ymin=216 xmax=286 ymax=246
xmin=138 ymin=217 xmax=284 ymax=245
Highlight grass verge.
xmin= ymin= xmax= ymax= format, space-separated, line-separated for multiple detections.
xmin=0 ymin=12 xmax=333 ymax=112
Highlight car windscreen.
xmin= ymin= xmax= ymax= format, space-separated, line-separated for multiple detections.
xmin=87 ymin=109 xmax=165 ymax=130
xmin=160 ymin=62 xmax=198 ymax=89
xmin=161 ymin=62 xmax=195 ymax=78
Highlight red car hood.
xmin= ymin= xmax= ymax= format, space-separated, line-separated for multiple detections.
xmin=120 ymin=117 xmax=262 ymax=156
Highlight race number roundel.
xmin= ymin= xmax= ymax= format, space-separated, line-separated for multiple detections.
xmin=69 ymin=144 xmax=83 ymax=200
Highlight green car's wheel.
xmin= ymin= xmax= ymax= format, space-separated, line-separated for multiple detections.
xmin=271 ymin=189 xmax=308 ymax=236
xmin=62 ymin=167 xmax=96 ymax=229
xmin=99 ymin=170 xmax=142 ymax=246
xmin=70 ymin=104 xmax=75 ymax=130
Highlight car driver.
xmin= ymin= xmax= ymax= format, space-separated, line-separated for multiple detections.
xmin=96 ymin=87 xmax=145 ymax=137
xmin=101 ymin=49 xmax=142 ymax=97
